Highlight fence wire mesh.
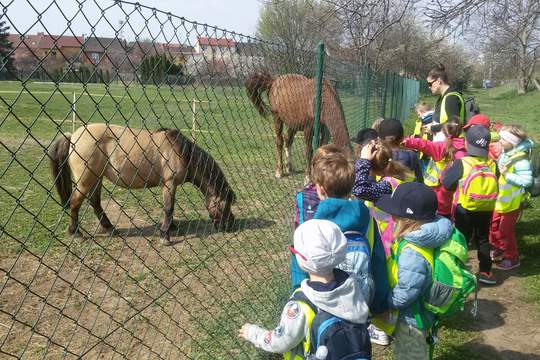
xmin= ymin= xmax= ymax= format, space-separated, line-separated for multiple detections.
xmin=0 ymin=1 xmax=419 ymax=358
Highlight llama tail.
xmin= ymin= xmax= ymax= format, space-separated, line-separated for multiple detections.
xmin=245 ymin=71 xmax=274 ymax=117
xmin=49 ymin=133 xmax=73 ymax=207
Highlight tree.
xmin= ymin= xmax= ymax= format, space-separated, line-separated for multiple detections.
xmin=425 ymin=0 xmax=540 ymax=94
xmin=256 ymin=0 xmax=341 ymax=73
xmin=0 ymin=21 xmax=15 ymax=78
xmin=139 ymin=54 xmax=183 ymax=85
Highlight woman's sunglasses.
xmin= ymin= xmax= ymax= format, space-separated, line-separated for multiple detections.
xmin=427 ymin=79 xmax=438 ymax=88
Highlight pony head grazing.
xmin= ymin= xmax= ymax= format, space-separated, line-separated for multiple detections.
xmin=164 ymin=129 xmax=237 ymax=232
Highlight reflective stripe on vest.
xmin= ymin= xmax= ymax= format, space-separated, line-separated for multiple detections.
xmin=454 ymin=156 xmax=498 ymax=211
xmin=283 ymin=293 xmax=316 ymax=360
xmin=440 ymin=91 xmax=465 ymax=124
xmin=424 ymin=158 xmax=447 ymax=187
xmin=495 ymin=152 xmax=527 ymax=213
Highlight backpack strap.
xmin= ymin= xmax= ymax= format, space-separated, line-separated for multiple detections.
xmin=504 ymin=151 xmax=528 ymax=169
xmin=290 ymin=289 xmax=317 ymax=313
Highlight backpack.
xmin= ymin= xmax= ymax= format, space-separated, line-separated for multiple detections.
xmin=455 ymin=157 xmax=498 ymax=212
xmin=290 ymin=291 xmax=371 ymax=360
xmin=464 ymin=97 xmax=480 ymax=122
xmin=393 ymin=228 xmax=477 ymax=321
xmin=291 ymin=185 xmax=320 ymax=289
xmin=528 ymin=148 xmax=540 ymax=197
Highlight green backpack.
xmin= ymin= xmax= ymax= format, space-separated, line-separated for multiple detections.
xmin=422 ymin=228 xmax=477 ymax=316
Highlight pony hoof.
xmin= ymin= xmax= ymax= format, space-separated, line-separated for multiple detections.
xmin=160 ymin=236 xmax=171 ymax=246
xmin=68 ymin=229 xmax=83 ymax=238
xmin=275 ymin=170 xmax=282 ymax=178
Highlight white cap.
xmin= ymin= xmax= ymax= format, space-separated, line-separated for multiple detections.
xmin=292 ymin=219 xmax=347 ymax=276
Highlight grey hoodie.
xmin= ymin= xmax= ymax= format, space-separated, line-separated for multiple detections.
xmin=244 ymin=270 xmax=368 ymax=355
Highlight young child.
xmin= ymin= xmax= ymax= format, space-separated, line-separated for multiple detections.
xmin=311 ymin=144 xmax=391 ymax=346
xmin=490 ymin=125 xmax=533 ymax=270
xmin=239 ymin=219 xmax=371 ymax=359
xmin=353 ymin=141 xmax=414 ymax=254
xmin=375 ymin=182 xmax=453 ymax=360
xmin=403 ymin=116 xmax=466 ymax=218
xmin=378 ymin=118 xmax=424 ymax=182
xmin=442 ymin=125 xmax=499 ymax=285
xmin=413 ymin=102 xmax=435 ymax=139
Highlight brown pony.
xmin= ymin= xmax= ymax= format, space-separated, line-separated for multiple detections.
xmin=49 ymin=123 xmax=236 ymax=242
xmin=245 ymin=72 xmax=352 ymax=178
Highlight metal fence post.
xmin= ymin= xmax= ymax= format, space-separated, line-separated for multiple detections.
xmin=362 ymin=64 xmax=370 ymax=129
xmin=312 ymin=42 xmax=325 ymax=154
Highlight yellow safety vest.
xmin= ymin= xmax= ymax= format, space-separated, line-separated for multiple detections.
xmin=455 ymin=156 xmax=498 ymax=212
xmin=495 ymin=152 xmax=528 ymax=213
xmin=365 ymin=176 xmax=402 ymax=236
xmin=283 ymin=293 xmax=316 ymax=360
xmin=372 ymin=239 xmax=434 ymax=335
xmin=424 ymin=158 xmax=447 ymax=187
xmin=440 ymin=91 xmax=465 ymax=124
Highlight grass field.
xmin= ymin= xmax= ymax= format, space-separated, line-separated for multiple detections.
xmin=0 ymin=79 xmax=387 ymax=359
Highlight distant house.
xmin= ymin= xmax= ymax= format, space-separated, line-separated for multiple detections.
xmin=81 ymin=37 xmax=128 ymax=73
xmin=196 ymin=37 xmax=236 ymax=57
xmin=8 ymin=32 xmax=83 ymax=75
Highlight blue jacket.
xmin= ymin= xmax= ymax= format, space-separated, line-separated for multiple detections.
xmin=498 ymin=139 xmax=534 ymax=188
xmin=314 ymin=198 xmax=390 ymax=314
xmin=387 ymin=216 xmax=453 ymax=328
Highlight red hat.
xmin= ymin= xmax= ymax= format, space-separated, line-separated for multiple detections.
xmin=464 ymin=114 xmax=491 ymax=129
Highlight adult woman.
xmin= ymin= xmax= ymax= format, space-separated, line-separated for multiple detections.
xmin=425 ymin=64 xmax=465 ymax=133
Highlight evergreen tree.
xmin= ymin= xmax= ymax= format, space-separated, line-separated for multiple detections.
xmin=0 ymin=21 xmax=15 ymax=78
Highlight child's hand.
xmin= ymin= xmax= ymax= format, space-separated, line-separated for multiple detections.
xmin=238 ymin=324 xmax=250 ymax=340
xmin=499 ymin=164 xmax=507 ymax=174
xmin=360 ymin=141 xmax=377 ymax=161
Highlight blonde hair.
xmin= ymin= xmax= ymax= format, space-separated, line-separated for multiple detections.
xmin=371 ymin=117 xmax=384 ymax=133
xmin=501 ymin=124 xmax=527 ymax=141
xmin=415 ymin=101 xmax=432 ymax=112
xmin=393 ymin=217 xmax=426 ymax=240
xmin=312 ymin=145 xmax=354 ymax=198
xmin=370 ymin=142 xmax=413 ymax=181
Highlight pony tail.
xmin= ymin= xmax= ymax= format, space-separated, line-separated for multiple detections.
xmin=385 ymin=160 xmax=413 ymax=181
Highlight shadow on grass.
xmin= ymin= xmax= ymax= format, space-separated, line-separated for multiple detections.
xmin=111 ymin=217 xmax=275 ymax=241
xmin=439 ymin=341 xmax=540 ymax=360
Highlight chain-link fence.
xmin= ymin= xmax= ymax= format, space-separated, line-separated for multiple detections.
xmin=0 ymin=1 xmax=419 ymax=358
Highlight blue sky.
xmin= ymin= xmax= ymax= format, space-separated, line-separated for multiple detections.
xmin=2 ymin=0 xmax=262 ymax=41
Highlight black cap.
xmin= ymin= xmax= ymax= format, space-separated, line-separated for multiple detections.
xmin=352 ymin=128 xmax=378 ymax=145
xmin=465 ymin=125 xmax=490 ymax=157
xmin=379 ymin=118 xmax=404 ymax=139
xmin=375 ymin=182 xmax=438 ymax=221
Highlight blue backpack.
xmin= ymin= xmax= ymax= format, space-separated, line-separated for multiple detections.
xmin=291 ymin=290 xmax=371 ymax=360
xmin=291 ymin=185 xmax=320 ymax=289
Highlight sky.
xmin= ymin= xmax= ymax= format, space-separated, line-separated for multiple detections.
xmin=2 ymin=0 xmax=262 ymax=42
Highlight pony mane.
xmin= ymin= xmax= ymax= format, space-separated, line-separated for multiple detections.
xmin=161 ymin=128 xmax=236 ymax=204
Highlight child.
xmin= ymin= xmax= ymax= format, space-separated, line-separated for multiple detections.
xmin=291 ymin=145 xmax=348 ymax=289
xmin=375 ymin=182 xmax=453 ymax=360
xmin=403 ymin=116 xmax=466 ymax=218
xmin=442 ymin=125 xmax=499 ymax=285
xmin=311 ymin=145 xmax=391 ymax=346
xmin=239 ymin=219 xmax=371 ymax=359
xmin=378 ymin=118 xmax=424 ymax=182
xmin=353 ymin=141 xmax=414 ymax=254
xmin=490 ymin=125 xmax=533 ymax=270
xmin=413 ymin=102 xmax=435 ymax=139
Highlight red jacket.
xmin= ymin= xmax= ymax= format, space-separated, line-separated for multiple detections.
xmin=403 ymin=136 xmax=466 ymax=217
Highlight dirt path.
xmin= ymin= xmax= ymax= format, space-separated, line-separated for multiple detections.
xmin=464 ymin=250 xmax=540 ymax=360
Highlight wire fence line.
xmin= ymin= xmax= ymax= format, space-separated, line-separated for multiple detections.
xmin=0 ymin=0 xmax=420 ymax=358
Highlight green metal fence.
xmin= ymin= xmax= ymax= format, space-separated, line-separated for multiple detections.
xmin=0 ymin=1 xmax=419 ymax=358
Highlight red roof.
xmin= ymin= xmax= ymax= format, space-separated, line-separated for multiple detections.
xmin=197 ymin=36 xmax=235 ymax=47
xmin=7 ymin=33 xmax=83 ymax=49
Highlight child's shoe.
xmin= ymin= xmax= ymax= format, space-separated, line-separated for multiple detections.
xmin=368 ymin=324 xmax=390 ymax=346
xmin=490 ymin=249 xmax=503 ymax=262
xmin=496 ymin=258 xmax=520 ymax=270
xmin=477 ymin=272 xmax=497 ymax=285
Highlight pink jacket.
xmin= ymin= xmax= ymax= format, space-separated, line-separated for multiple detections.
xmin=403 ymin=136 xmax=466 ymax=216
